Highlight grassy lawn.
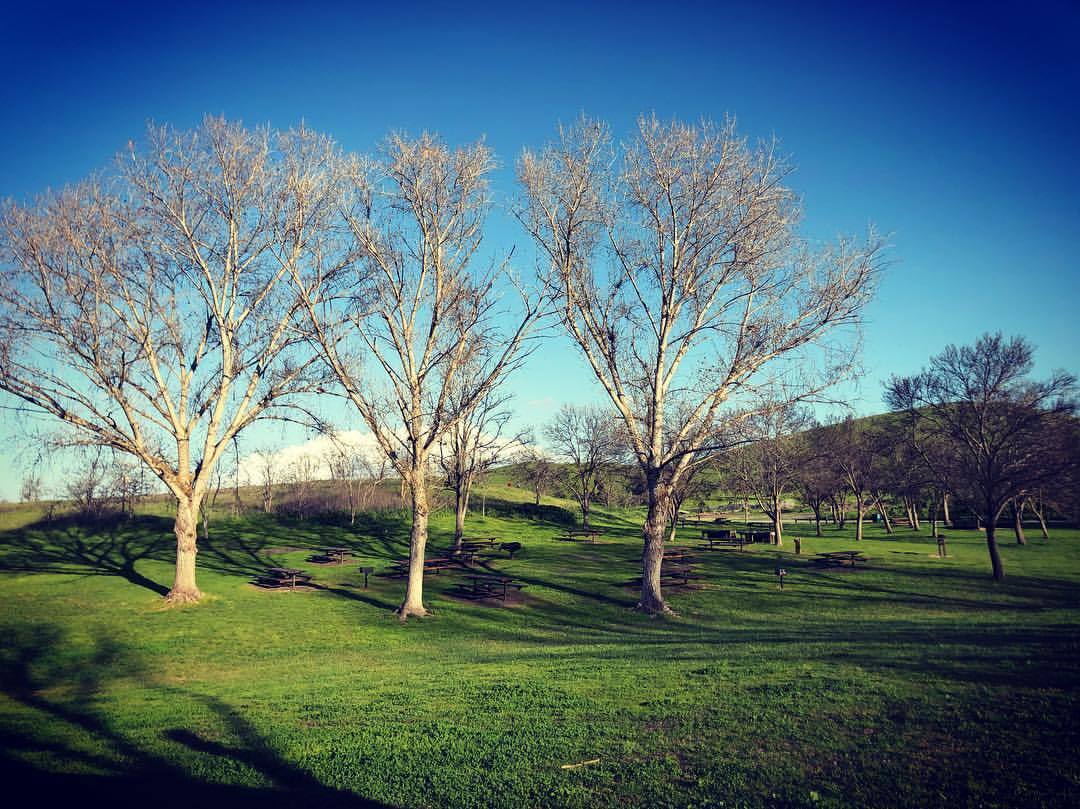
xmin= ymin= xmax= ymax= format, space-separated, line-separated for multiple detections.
xmin=1 ymin=486 xmax=1077 ymax=808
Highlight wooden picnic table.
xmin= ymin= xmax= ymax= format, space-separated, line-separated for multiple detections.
xmin=460 ymin=537 xmax=500 ymax=548
xmin=815 ymin=550 xmax=868 ymax=568
xmin=736 ymin=529 xmax=774 ymax=544
xmin=323 ymin=547 xmax=352 ymax=565
xmin=457 ymin=573 xmax=526 ymax=601
xmin=261 ymin=567 xmax=312 ymax=589
xmin=559 ymin=528 xmax=602 ymax=543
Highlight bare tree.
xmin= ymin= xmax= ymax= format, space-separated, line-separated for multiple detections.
xmin=727 ymin=404 xmax=810 ymax=546
xmin=544 ymin=404 xmax=622 ymax=528
xmin=0 ymin=117 xmax=352 ymax=604
xmin=438 ymin=385 xmax=524 ymax=549
xmin=20 ymin=472 xmax=43 ymax=503
xmin=109 ymin=457 xmax=150 ymax=517
xmin=516 ymin=114 xmax=883 ymax=613
xmin=516 ymin=444 xmax=557 ymax=506
xmin=66 ymin=449 xmax=110 ymax=518
xmin=295 ymin=132 xmax=545 ymax=620
xmin=794 ymin=425 xmax=840 ymax=536
xmin=885 ymin=333 xmax=1077 ymax=580
xmin=287 ymin=453 xmax=320 ymax=520
xmin=826 ymin=416 xmax=880 ymax=542
xmin=253 ymin=449 xmax=278 ymax=515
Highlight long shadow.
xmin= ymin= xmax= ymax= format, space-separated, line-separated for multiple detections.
xmin=0 ymin=624 xmax=395 ymax=808
xmin=0 ymin=514 xmax=172 ymax=596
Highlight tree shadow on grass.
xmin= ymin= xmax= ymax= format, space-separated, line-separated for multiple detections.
xmin=0 ymin=623 xmax=394 ymax=808
xmin=0 ymin=514 xmax=172 ymax=596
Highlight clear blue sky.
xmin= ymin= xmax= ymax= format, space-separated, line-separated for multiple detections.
xmin=1 ymin=0 xmax=1077 ymax=499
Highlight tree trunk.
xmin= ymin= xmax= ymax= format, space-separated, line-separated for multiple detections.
xmin=942 ymin=493 xmax=951 ymax=526
xmin=910 ymin=499 xmax=921 ymax=531
xmin=398 ymin=470 xmax=430 ymax=621
xmin=637 ymin=475 xmax=672 ymax=615
xmin=1012 ymin=500 xmax=1027 ymax=545
xmin=985 ymin=518 xmax=1004 ymax=581
xmin=876 ymin=497 xmax=893 ymax=534
xmin=1031 ymin=499 xmax=1049 ymax=539
xmin=772 ymin=497 xmax=783 ymax=547
xmin=812 ymin=502 xmax=823 ymax=537
xmin=165 ymin=496 xmax=202 ymax=605
xmin=581 ymin=494 xmax=591 ymax=529
xmin=453 ymin=485 xmax=467 ymax=551
xmin=855 ymin=497 xmax=864 ymax=542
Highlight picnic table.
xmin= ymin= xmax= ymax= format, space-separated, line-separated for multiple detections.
xmin=559 ymin=528 xmax=602 ymax=543
xmin=323 ymin=547 xmax=352 ymax=565
xmin=460 ymin=537 xmax=500 ymax=549
xmin=815 ymin=550 xmax=868 ymax=568
xmin=257 ymin=567 xmax=313 ymax=590
xmin=736 ymin=529 xmax=774 ymax=544
xmin=454 ymin=573 xmax=526 ymax=601
xmin=700 ymin=527 xmax=746 ymax=549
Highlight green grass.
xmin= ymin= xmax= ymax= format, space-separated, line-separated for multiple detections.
xmin=1 ymin=485 xmax=1077 ymax=808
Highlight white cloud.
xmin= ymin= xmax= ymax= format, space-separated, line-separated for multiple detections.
xmin=237 ymin=430 xmax=384 ymax=484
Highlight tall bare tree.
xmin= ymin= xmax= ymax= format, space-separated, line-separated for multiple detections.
xmin=544 ymin=404 xmax=622 ymax=528
xmin=438 ymin=385 xmax=523 ymax=549
xmin=517 ymin=114 xmax=883 ymax=613
xmin=296 ymin=132 xmax=545 ymax=620
xmin=886 ymin=333 xmax=1077 ymax=580
xmin=0 ymin=117 xmax=351 ymax=603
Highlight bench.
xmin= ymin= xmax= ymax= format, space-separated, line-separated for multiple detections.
xmin=499 ymin=541 xmax=522 ymax=559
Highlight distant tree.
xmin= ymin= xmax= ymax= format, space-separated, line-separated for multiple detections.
xmin=826 ymin=417 xmax=881 ymax=542
xmin=438 ymin=384 xmax=523 ymax=549
xmin=517 ymin=445 xmax=557 ymax=506
xmin=287 ymin=454 xmax=319 ymax=520
xmin=794 ymin=426 xmax=839 ymax=536
xmin=254 ymin=450 xmax=278 ymax=515
xmin=109 ymin=458 xmax=150 ymax=516
xmin=886 ymin=333 xmax=1077 ymax=580
xmin=727 ymin=404 xmax=810 ymax=546
xmin=20 ymin=473 xmax=42 ymax=503
xmin=545 ymin=404 xmax=622 ymax=528
xmin=66 ymin=449 xmax=109 ymax=518
xmin=0 ymin=117 xmax=349 ymax=604
xmin=517 ymin=114 xmax=883 ymax=613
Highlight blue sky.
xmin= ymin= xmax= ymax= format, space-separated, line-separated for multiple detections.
xmin=1 ymin=0 xmax=1077 ymax=499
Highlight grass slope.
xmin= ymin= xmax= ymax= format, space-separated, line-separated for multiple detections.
xmin=1 ymin=484 xmax=1077 ymax=808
